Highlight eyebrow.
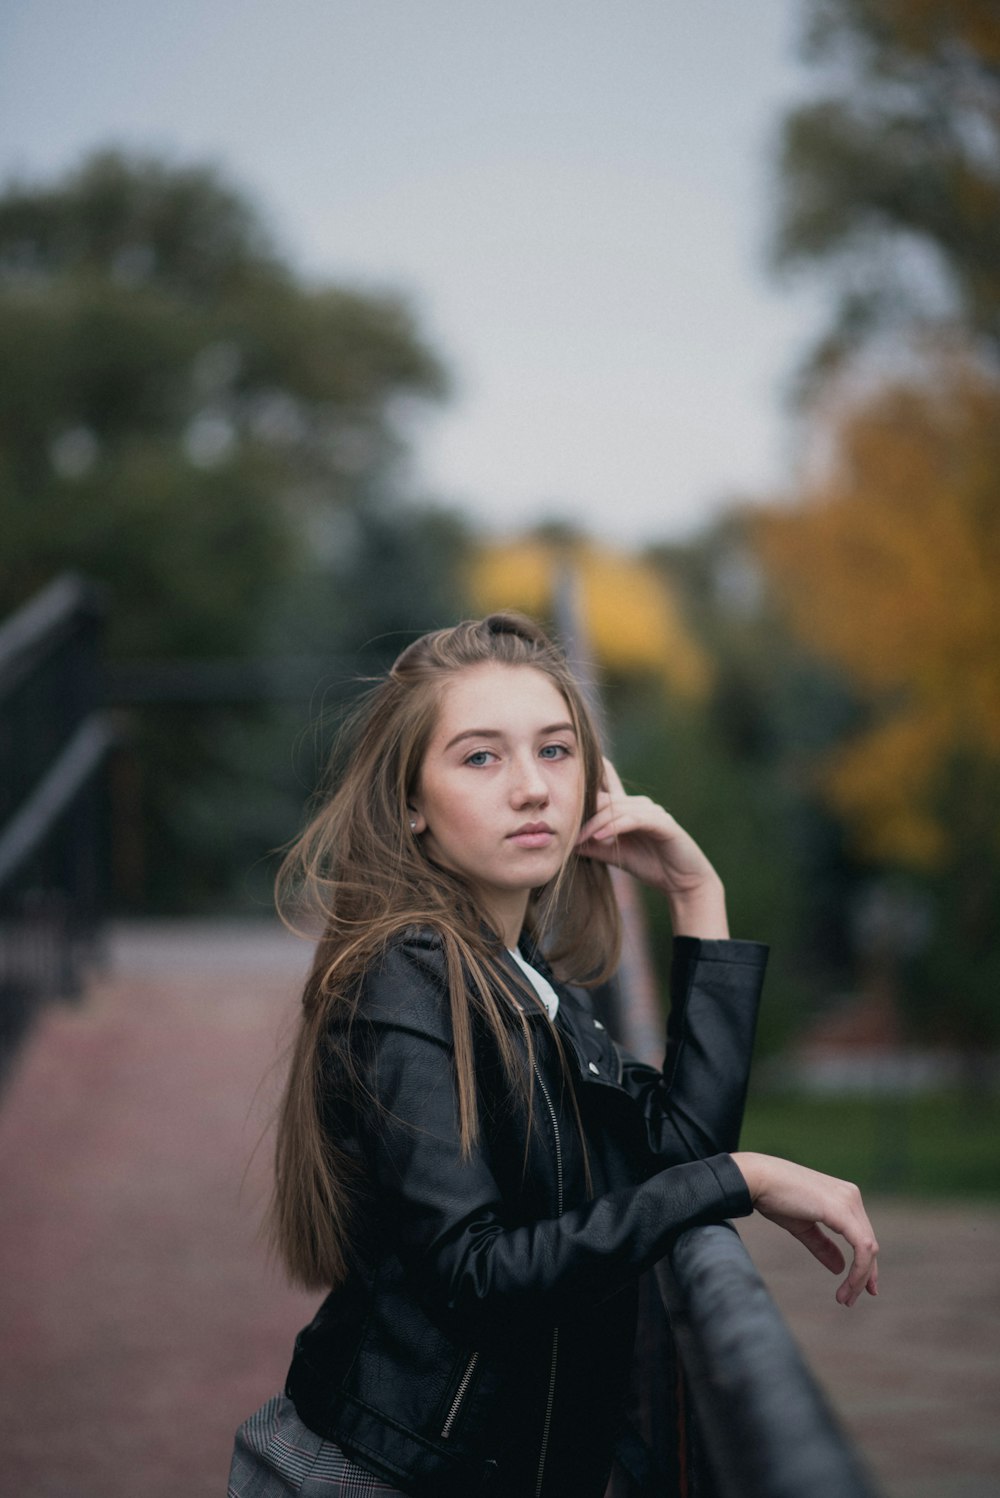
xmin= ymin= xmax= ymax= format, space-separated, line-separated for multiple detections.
xmin=443 ymin=721 xmax=577 ymax=752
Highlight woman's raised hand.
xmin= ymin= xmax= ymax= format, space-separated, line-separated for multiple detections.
xmin=730 ymin=1151 xmax=880 ymax=1307
xmin=575 ymin=758 xmax=729 ymax=937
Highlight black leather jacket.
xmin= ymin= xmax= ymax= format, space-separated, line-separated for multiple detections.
xmin=285 ymin=930 xmax=767 ymax=1498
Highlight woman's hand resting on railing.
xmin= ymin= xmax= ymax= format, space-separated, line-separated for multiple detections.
xmin=730 ymin=1152 xmax=879 ymax=1308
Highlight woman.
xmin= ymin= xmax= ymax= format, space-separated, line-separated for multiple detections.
xmin=229 ymin=613 xmax=878 ymax=1498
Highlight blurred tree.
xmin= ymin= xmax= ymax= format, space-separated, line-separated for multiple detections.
xmin=753 ymin=364 xmax=1000 ymax=1050
xmin=647 ymin=518 xmax=861 ymax=1054
xmin=0 ymin=150 xmax=447 ymax=642
xmin=754 ymin=366 xmax=1000 ymax=868
xmin=469 ymin=532 xmax=712 ymax=697
xmin=0 ymin=150 xmax=458 ymax=909
xmin=773 ymin=0 xmax=1000 ymax=387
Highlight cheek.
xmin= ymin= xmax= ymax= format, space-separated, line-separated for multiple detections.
xmin=423 ymin=780 xmax=489 ymax=843
xmin=438 ymin=804 xmax=481 ymax=843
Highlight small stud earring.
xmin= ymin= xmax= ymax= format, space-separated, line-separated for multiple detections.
xmin=409 ymin=819 xmax=417 ymax=832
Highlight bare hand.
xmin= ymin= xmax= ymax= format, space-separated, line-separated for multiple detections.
xmin=731 ymin=1151 xmax=880 ymax=1307
xmin=575 ymin=758 xmax=728 ymax=936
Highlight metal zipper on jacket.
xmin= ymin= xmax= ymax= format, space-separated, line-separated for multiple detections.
xmin=440 ymin=1351 xmax=480 ymax=1439
xmin=534 ymin=1326 xmax=559 ymax=1498
xmin=532 ymin=1064 xmax=563 ymax=1215
xmin=531 ymin=1063 xmax=563 ymax=1496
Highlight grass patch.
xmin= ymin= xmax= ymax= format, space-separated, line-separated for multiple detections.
xmin=739 ymin=1090 xmax=1000 ymax=1200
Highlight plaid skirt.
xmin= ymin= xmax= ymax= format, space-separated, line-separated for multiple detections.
xmin=228 ymin=1393 xmax=409 ymax=1497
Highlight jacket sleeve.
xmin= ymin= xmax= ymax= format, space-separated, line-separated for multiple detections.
xmin=351 ymin=937 xmax=752 ymax=1338
xmin=615 ymin=936 xmax=768 ymax=1160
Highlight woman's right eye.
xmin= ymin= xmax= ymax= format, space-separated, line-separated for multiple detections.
xmin=464 ymin=749 xmax=497 ymax=767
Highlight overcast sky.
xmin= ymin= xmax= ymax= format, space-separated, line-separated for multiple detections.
xmin=0 ymin=0 xmax=826 ymax=545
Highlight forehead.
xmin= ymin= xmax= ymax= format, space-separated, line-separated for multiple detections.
xmin=430 ymin=663 xmax=571 ymax=741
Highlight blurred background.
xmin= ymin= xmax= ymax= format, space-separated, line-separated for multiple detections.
xmin=1 ymin=3 xmax=998 ymax=1496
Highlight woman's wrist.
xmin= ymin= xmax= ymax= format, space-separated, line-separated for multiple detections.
xmin=667 ymin=875 xmax=729 ymax=939
xmin=729 ymin=1150 xmax=761 ymax=1200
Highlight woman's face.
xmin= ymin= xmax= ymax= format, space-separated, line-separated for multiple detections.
xmin=411 ymin=662 xmax=585 ymax=944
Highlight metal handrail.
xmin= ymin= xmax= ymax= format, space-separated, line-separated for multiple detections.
xmin=657 ymin=1223 xmax=881 ymax=1498
xmin=0 ymin=573 xmax=101 ymax=696
xmin=0 ymin=575 xmax=111 ymax=1030
xmin=0 ymin=713 xmax=115 ymax=888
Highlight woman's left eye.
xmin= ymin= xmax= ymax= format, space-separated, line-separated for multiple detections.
xmin=539 ymin=743 xmax=570 ymax=760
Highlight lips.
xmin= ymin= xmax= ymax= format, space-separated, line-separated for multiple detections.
xmin=508 ymin=822 xmax=555 ymax=848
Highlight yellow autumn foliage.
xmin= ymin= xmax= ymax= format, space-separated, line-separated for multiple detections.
xmin=468 ymin=537 xmax=711 ymax=699
xmin=754 ymin=364 xmax=1000 ymax=868
xmin=822 ymin=708 xmax=953 ymax=868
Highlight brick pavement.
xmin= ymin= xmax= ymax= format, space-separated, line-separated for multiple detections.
xmin=0 ymin=921 xmax=997 ymax=1498
xmin=0 ymin=922 xmax=317 ymax=1498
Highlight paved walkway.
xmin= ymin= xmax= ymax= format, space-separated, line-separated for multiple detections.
xmin=738 ymin=1208 xmax=1000 ymax=1498
xmin=0 ymin=922 xmax=998 ymax=1498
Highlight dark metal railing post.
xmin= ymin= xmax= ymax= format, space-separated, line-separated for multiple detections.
xmin=0 ymin=574 xmax=114 ymax=1067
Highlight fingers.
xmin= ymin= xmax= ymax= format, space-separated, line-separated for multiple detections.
xmin=600 ymin=756 xmax=626 ymax=797
xmin=785 ymin=1221 xmax=846 ymax=1277
xmin=837 ymin=1219 xmax=880 ymax=1308
xmin=831 ymin=1184 xmax=880 ymax=1308
xmin=814 ymin=1174 xmax=880 ymax=1306
xmin=788 ymin=1210 xmax=878 ymax=1308
xmin=581 ymin=760 xmax=675 ymax=847
xmin=575 ymin=805 xmax=618 ymax=846
xmin=583 ymin=760 xmax=638 ymax=838
xmin=739 ymin=1155 xmax=880 ymax=1310
xmin=577 ymin=796 xmax=670 ymax=846
xmin=581 ymin=761 xmax=630 ymax=844
xmin=577 ymin=807 xmax=629 ymax=845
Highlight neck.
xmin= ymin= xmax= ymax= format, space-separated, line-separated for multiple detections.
xmin=477 ymin=889 xmax=529 ymax=948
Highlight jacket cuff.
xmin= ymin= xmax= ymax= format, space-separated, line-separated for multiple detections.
xmin=672 ymin=936 xmax=769 ymax=968
xmin=703 ymin=1152 xmax=754 ymax=1219
xmin=644 ymin=1154 xmax=754 ymax=1246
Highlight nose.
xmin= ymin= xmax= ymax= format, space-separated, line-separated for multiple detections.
xmin=510 ymin=751 xmax=549 ymax=808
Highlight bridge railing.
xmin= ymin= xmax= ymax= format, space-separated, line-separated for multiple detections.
xmin=656 ymin=1222 xmax=880 ymax=1498
xmin=0 ymin=574 xmax=115 ymax=1064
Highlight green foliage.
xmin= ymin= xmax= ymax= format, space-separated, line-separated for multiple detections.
xmin=760 ymin=8 xmax=1000 ymax=1061
xmin=0 ymin=149 xmax=463 ymax=911
xmin=280 ymin=503 xmax=474 ymax=669
xmin=637 ymin=519 xmax=873 ymax=1053
xmin=742 ymin=1088 xmax=1000 ymax=1199
xmin=900 ymin=751 xmax=1000 ymax=1051
xmin=0 ymin=149 xmax=281 ymax=298
xmin=773 ymin=0 xmax=1000 ymax=384
xmin=0 ymin=152 xmax=448 ymax=620
xmin=5 ymin=446 xmax=294 ymax=659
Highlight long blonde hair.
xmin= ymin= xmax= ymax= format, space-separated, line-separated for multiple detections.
xmin=270 ymin=613 xmax=621 ymax=1288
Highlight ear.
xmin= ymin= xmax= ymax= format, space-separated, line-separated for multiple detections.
xmin=407 ymin=802 xmax=427 ymax=835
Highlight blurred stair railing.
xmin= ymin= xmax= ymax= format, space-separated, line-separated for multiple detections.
xmin=0 ymin=574 xmax=114 ymax=1065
